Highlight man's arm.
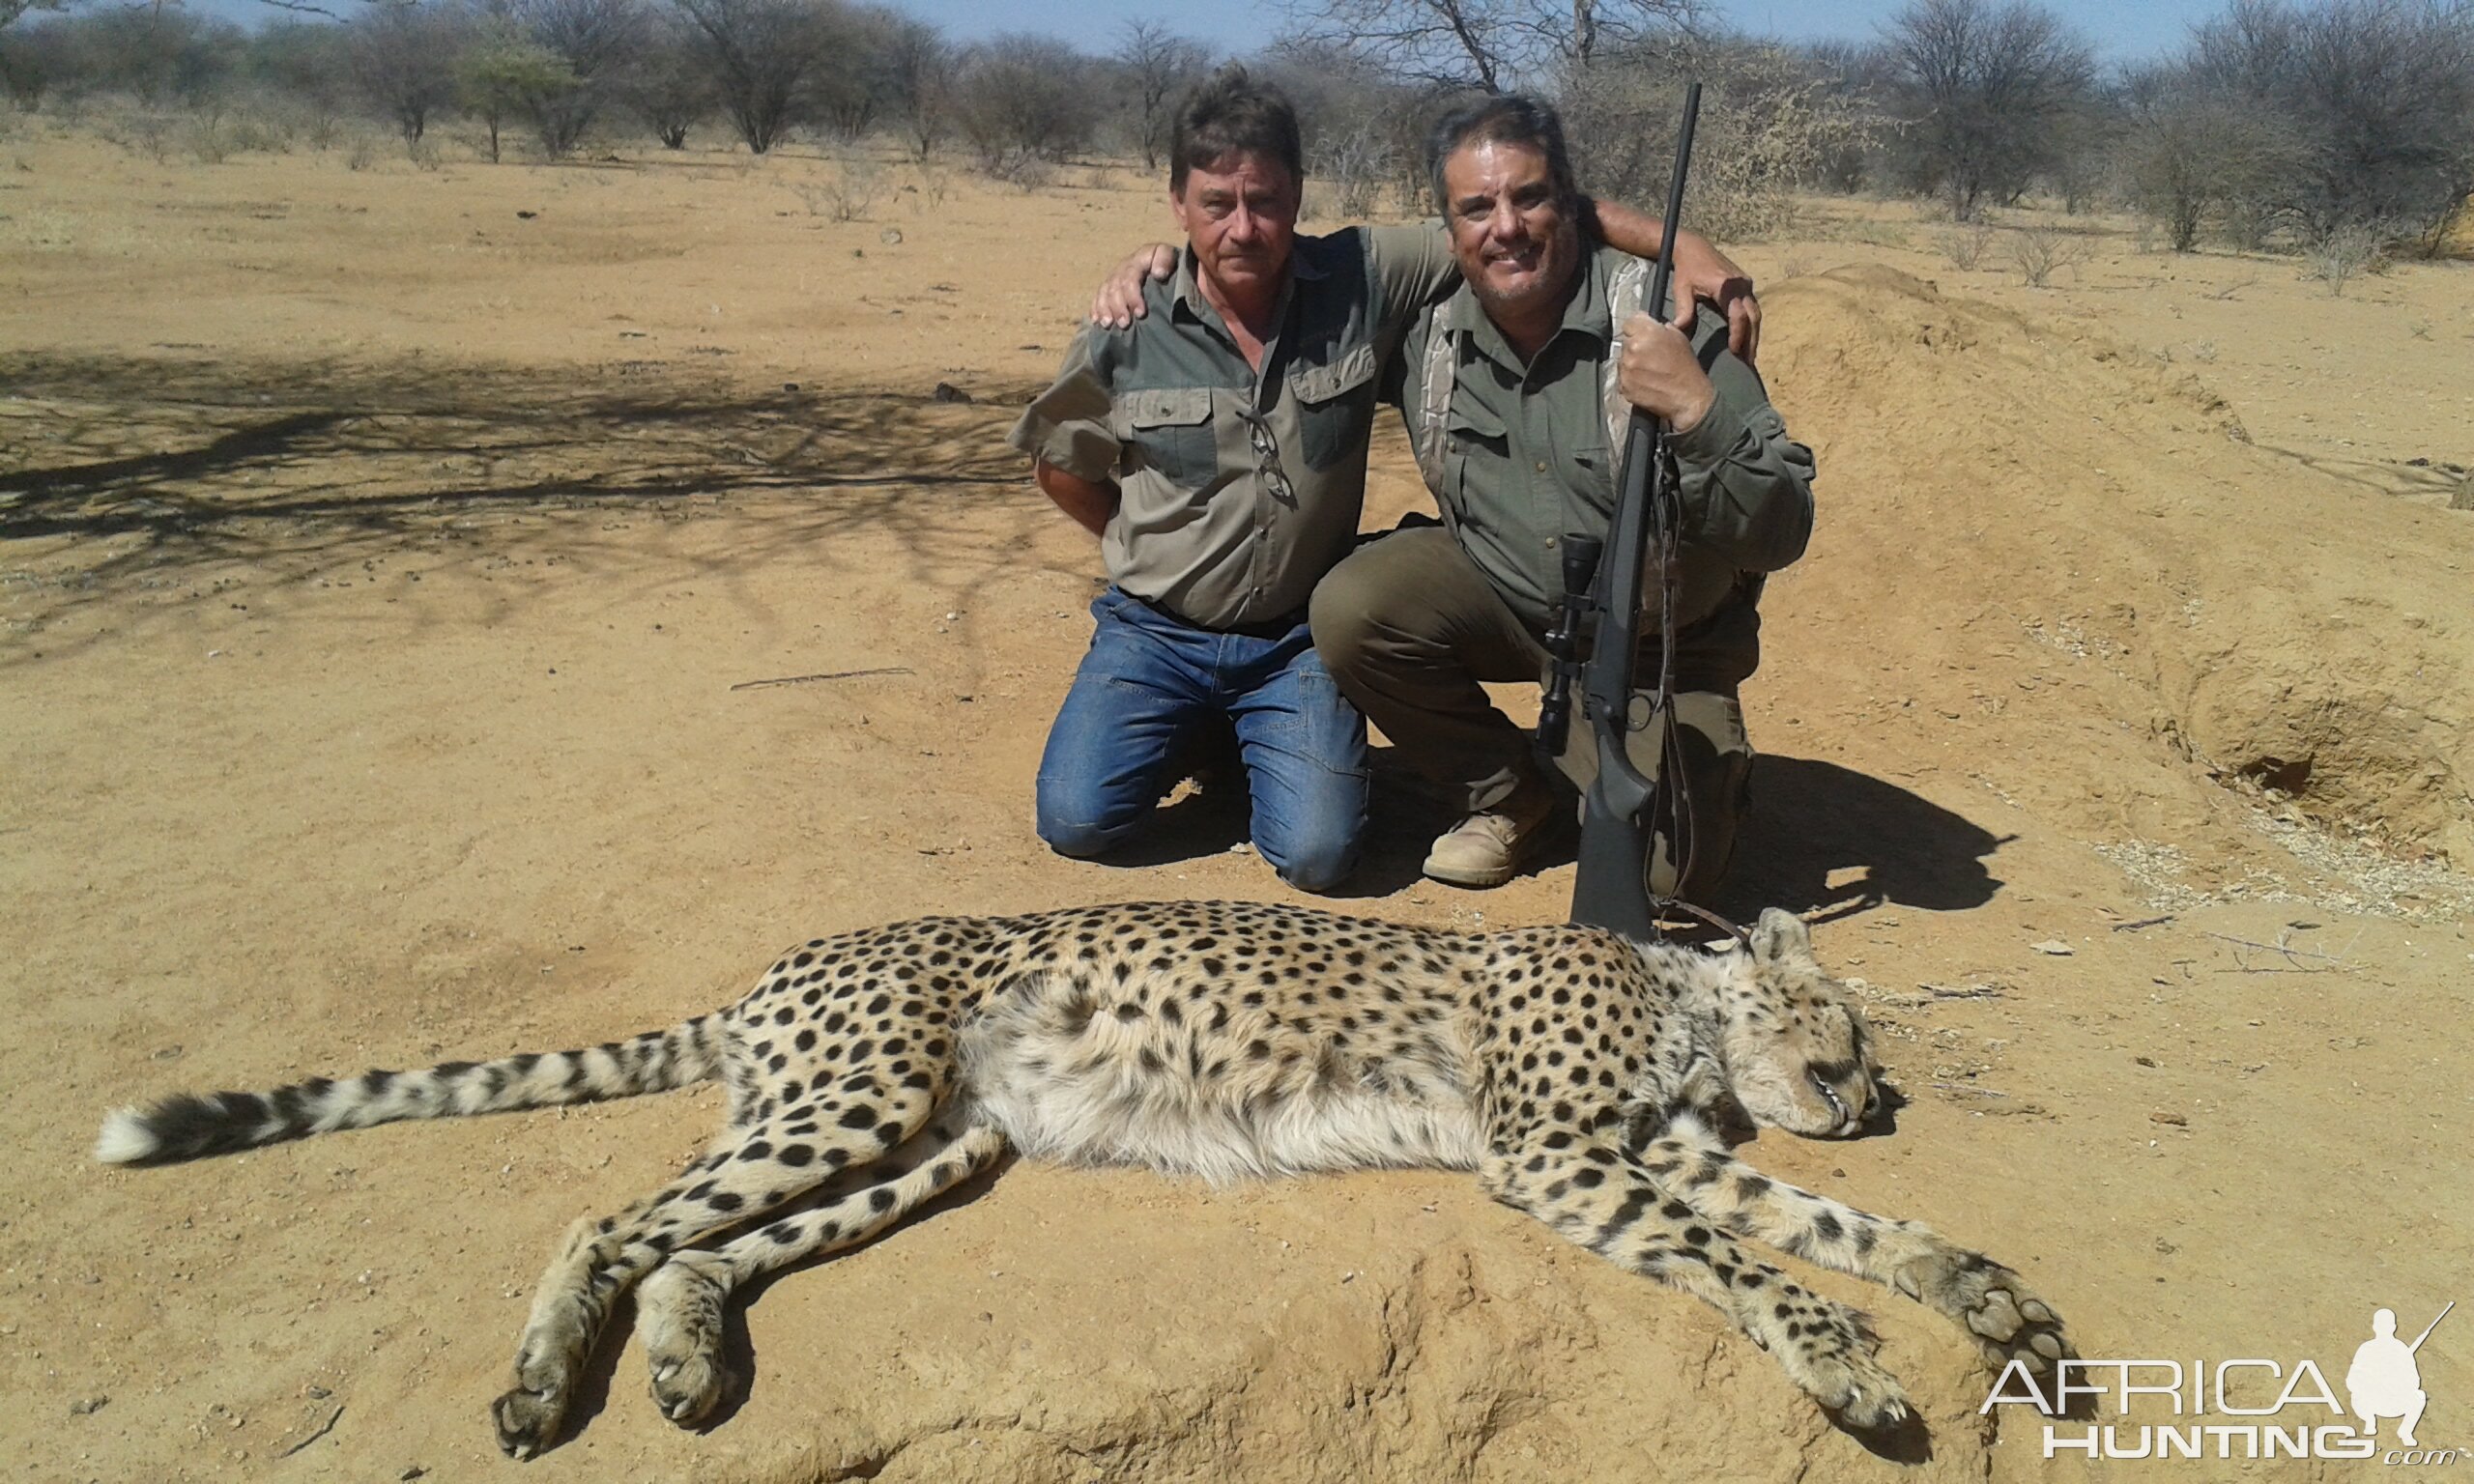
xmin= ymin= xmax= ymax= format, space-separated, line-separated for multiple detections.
xmin=1589 ymin=199 xmax=1760 ymax=366
xmin=1089 ymin=206 xmax=1761 ymax=363
xmin=1616 ymin=309 xmax=1813 ymax=573
xmin=1035 ymin=460 xmax=1117 ymax=537
xmin=1006 ymin=328 xmax=1124 ymax=536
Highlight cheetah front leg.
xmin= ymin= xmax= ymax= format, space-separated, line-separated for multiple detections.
xmin=1482 ymin=1134 xmax=1913 ymax=1428
xmin=634 ymin=1104 xmax=1009 ymax=1426
xmin=1641 ymin=1125 xmax=2071 ymax=1392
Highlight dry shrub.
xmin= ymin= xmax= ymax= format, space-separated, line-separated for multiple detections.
xmin=1567 ymin=41 xmax=1886 ymax=243
xmin=1940 ymin=221 xmax=1994 ymax=269
xmin=2009 ymin=224 xmax=2088 ymax=286
xmin=796 ymin=145 xmax=883 ymax=220
xmin=1309 ymin=119 xmax=1393 ymax=219
xmin=2305 ymin=221 xmax=2392 ymax=297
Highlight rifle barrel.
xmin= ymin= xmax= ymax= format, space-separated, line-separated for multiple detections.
xmin=1566 ymin=81 xmax=1702 ymax=939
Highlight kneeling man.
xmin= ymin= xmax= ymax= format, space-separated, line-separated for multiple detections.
xmin=1311 ymin=95 xmax=1817 ymax=899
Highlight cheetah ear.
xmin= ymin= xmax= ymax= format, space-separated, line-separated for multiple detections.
xmin=1748 ymin=908 xmax=1813 ymax=966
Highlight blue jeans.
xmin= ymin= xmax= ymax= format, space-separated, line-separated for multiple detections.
xmin=1037 ymin=589 xmax=1369 ymax=892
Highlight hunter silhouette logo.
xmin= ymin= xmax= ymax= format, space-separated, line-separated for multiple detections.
xmin=2349 ymin=1303 xmax=2451 ymax=1448
xmin=1984 ymin=1299 xmax=2458 ymax=1464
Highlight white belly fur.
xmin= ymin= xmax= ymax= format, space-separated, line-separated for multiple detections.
xmin=959 ymin=972 xmax=1486 ymax=1184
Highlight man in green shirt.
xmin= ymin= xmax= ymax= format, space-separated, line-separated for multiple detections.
xmin=1309 ymin=94 xmax=1816 ymax=899
xmin=1027 ymin=68 xmax=1758 ymax=893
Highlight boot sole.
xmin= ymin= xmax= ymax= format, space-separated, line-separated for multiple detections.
xmin=1422 ymin=857 xmax=1520 ymax=889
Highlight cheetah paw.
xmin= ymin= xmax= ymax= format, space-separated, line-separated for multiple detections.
xmin=492 ymin=1382 xmax=568 ymax=1460
xmin=1800 ymin=1344 xmax=1913 ymax=1429
xmin=649 ymin=1352 xmax=734 ymax=1425
xmin=1896 ymin=1254 xmax=2071 ymax=1385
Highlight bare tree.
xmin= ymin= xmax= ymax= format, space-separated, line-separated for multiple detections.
xmin=1309 ymin=117 xmax=1395 ymax=214
xmin=2188 ymin=0 xmax=2474 ymax=250
xmin=515 ymin=0 xmax=646 ymax=157
xmin=2118 ymin=65 xmax=2304 ymax=250
xmin=1278 ymin=0 xmax=1693 ymax=93
xmin=619 ymin=12 xmax=710 ymax=148
xmin=1565 ymin=35 xmax=1888 ymax=240
xmin=1882 ymin=0 xmax=2093 ymax=219
xmin=950 ymin=36 xmax=1098 ymax=181
xmin=248 ymin=19 xmax=359 ymax=135
xmin=876 ymin=11 xmax=949 ymax=157
xmin=349 ymin=0 xmax=466 ymax=145
xmin=1798 ymin=39 xmax=1901 ymax=192
xmin=808 ymin=3 xmax=907 ymax=139
xmin=666 ymin=0 xmax=838 ymax=154
xmin=1116 ymin=19 xmax=1209 ymax=168
xmin=458 ymin=22 xmax=572 ymax=161
xmin=0 ymin=16 xmax=72 ymax=109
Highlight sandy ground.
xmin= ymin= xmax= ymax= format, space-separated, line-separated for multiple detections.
xmin=5 ymin=120 xmax=2473 ymax=1483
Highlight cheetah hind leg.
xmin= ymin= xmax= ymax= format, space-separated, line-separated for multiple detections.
xmin=637 ymin=1103 xmax=1009 ymax=1426
xmin=492 ymin=1088 xmax=942 ymax=1459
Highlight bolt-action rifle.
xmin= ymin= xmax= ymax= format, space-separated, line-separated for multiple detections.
xmin=1534 ymin=83 xmax=1707 ymax=941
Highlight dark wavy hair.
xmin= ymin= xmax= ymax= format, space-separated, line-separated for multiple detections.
xmin=1424 ymin=92 xmax=1580 ymax=214
xmin=1169 ymin=64 xmax=1305 ymax=194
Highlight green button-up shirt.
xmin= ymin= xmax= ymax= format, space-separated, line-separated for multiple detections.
xmin=1392 ymin=236 xmax=1817 ymax=637
xmin=1010 ymin=225 xmax=1456 ymax=630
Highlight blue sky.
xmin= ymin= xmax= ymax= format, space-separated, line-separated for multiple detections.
xmin=185 ymin=0 xmax=2227 ymax=66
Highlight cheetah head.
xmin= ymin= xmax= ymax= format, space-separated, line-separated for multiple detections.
xmin=1714 ymin=908 xmax=1883 ymax=1138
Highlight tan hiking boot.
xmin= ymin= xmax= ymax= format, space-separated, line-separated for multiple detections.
xmin=1423 ymin=784 xmax=1558 ymax=889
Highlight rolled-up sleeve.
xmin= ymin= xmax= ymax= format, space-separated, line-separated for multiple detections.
xmin=1669 ymin=340 xmax=1816 ymax=574
xmin=1363 ymin=222 xmax=1463 ymax=325
xmin=1007 ymin=328 xmax=1122 ymax=482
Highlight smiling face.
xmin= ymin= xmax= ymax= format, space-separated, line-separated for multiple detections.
xmin=1439 ymin=137 xmax=1583 ymax=328
xmin=1168 ymin=150 xmax=1300 ymax=308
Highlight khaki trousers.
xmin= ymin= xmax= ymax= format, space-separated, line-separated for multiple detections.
xmin=1310 ymin=526 xmax=1759 ymax=902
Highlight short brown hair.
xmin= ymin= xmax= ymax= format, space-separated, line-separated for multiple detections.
xmin=1170 ymin=64 xmax=1305 ymax=194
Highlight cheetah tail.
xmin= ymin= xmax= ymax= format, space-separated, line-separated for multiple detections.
xmin=92 ymin=1014 xmax=726 ymax=1166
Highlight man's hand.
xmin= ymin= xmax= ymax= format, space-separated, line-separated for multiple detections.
xmin=1616 ymin=312 xmax=1717 ymax=435
xmin=1666 ymin=230 xmax=1760 ymax=367
xmin=1090 ymin=243 xmax=1178 ymax=328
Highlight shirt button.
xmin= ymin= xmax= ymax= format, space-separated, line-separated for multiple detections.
xmin=1544 ymin=536 xmax=1558 ymax=549
xmin=1535 ymin=461 xmax=1548 ymax=473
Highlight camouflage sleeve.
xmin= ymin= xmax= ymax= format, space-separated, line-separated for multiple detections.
xmin=1363 ymin=222 xmax=1462 ymax=328
xmin=1006 ymin=327 xmax=1121 ymax=483
xmin=1668 ymin=327 xmax=1815 ymax=575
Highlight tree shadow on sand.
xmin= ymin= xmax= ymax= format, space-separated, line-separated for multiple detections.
xmin=0 ymin=353 xmax=1068 ymax=670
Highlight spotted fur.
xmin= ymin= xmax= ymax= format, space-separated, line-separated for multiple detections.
xmin=97 ymin=900 xmax=2067 ymax=1457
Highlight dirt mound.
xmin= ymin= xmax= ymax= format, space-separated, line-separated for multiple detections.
xmin=1758 ymin=265 xmax=2473 ymax=870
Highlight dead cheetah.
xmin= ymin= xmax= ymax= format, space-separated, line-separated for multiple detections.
xmin=96 ymin=899 xmax=2067 ymax=1457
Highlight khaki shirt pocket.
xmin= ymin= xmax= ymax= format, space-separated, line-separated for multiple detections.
xmin=1114 ymin=387 xmax=1219 ymax=489
xmin=1287 ymin=343 xmax=1378 ymax=471
xmin=1440 ymin=395 xmax=1507 ymax=530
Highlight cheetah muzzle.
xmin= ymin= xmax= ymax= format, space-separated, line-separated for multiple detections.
xmin=96 ymin=900 xmax=2070 ymax=1455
